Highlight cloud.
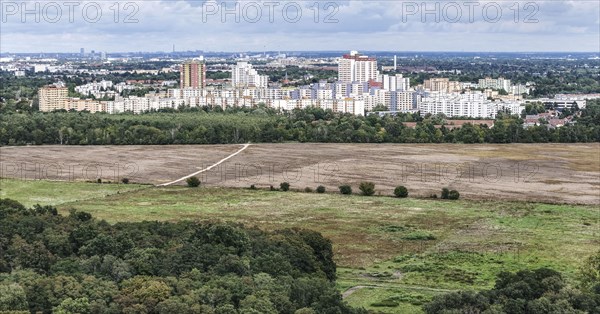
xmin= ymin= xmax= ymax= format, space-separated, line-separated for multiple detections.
xmin=0 ymin=0 xmax=598 ymax=52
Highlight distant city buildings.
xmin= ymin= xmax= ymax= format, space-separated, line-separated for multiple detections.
xmin=32 ymin=50 xmax=595 ymax=120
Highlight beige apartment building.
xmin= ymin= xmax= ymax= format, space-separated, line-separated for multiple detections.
xmin=39 ymin=85 xmax=105 ymax=112
xmin=65 ymin=98 xmax=107 ymax=113
xmin=423 ymin=78 xmax=461 ymax=93
xmin=38 ymin=85 xmax=68 ymax=111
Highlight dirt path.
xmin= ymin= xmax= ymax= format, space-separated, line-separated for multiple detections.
xmin=157 ymin=143 xmax=251 ymax=186
xmin=342 ymin=285 xmax=370 ymax=299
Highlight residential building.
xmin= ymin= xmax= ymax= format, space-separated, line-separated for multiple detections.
xmin=338 ymin=51 xmax=379 ymax=83
xmin=39 ymin=84 xmax=68 ymax=112
xmin=180 ymin=60 xmax=207 ymax=89
xmin=231 ymin=62 xmax=268 ymax=88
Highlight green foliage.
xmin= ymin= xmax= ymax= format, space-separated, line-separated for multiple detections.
xmin=424 ymin=268 xmax=600 ymax=314
xmin=441 ymin=188 xmax=450 ymax=199
xmin=339 ymin=185 xmax=352 ymax=195
xmin=121 ymin=178 xmax=129 ymax=184
xmin=304 ymin=187 xmax=313 ymax=193
xmin=358 ymin=182 xmax=375 ymax=196
xmin=0 ymin=199 xmax=363 ymax=314
xmin=316 ymin=186 xmax=326 ymax=194
xmin=448 ymin=190 xmax=460 ymax=200
xmin=280 ymin=182 xmax=290 ymax=192
xmin=186 ymin=176 xmax=201 ymax=187
xmin=394 ymin=186 xmax=409 ymax=198
xmin=402 ymin=231 xmax=436 ymax=241
xmin=1 ymin=105 xmax=598 ymax=146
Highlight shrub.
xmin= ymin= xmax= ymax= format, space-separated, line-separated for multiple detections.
xmin=280 ymin=182 xmax=290 ymax=191
xmin=316 ymin=185 xmax=326 ymax=194
xmin=394 ymin=186 xmax=409 ymax=198
xmin=430 ymin=194 xmax=438 ymax=199
xmin=402 ymin=231 xmax=436 ymax=241
xmin=121 ymin=178 xmax=129 ymax=184
xmin=304 ymin=187 xmax=313 ymax=193
xmin=96 ymin=178 xmax=102 ymax=184
xmin=269 ymin=185 xmax=277 ymax=191
xmin=249 ymin=184 xmax=256 ymax=190
xmin=186 ymin=176 xmax=201 ymax=187
xmin=448 ymin=190 xmax=460 ymax=200
xmin=339 ymin=185 xmax=352 ymax=195
xmin=441 ymin=188 xmax=450 ymax=199
xmin=359 ymin=182 xmax=375 ymax=196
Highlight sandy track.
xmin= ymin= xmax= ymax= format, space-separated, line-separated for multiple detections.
xmin=157 ymin=143 xmax=251 ymax=186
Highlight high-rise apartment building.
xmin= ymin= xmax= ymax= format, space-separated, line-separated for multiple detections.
xmin=180 ymin=60 xmax=207 ymax=89
xmin=231 ymin=62 xmax=268 ymax=88
xmin=381 ymin=74 xmax=410 ymax=92
xmin=338 ymin=51 xmax=379 ymax=83
xmin=39 ymin=84 xmax=68 ymax=112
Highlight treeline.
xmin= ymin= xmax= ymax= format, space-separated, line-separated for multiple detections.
xmin=425 ymin=264 xmax=600 ymax=313
xmin=0 ymin=199 xmax=363 ymax=314
xmin=1 ymin=102 xmax=599 ymax=145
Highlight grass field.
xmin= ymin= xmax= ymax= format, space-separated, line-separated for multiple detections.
xmin=0 ymin=178 xmax=147 ymax=207
xmin=1 ymin=179 xmax=598 ymax=313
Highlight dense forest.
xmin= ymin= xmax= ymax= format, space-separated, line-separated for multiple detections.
xmin=0 ymin=199 xmax=363 ymax=314
xmin=1 ymin=100 xmax=599 ymax=145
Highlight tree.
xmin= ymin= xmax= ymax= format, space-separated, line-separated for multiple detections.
xmin=448 ymin=190 xmax=460 ymax=200
xmin=0 ymin=283 xmax=28 ymax=311
xmin=358 ymin=182 xmax=375 ymax=196
xmin=186 ymin=176 xmax=201 ymax=187
xmin=316 ymin=186 xmax=326 ymax=194
xmin=338 ymin=185 xmax=352 ymax=195
xmin=121 ymin=178 xmax=130 ymax=184
xmin=441 ymin=188 xmax=450 ymax=199
xmin=394 ymin=186 xmax=408 ymax=198
xmin=280 ymin=182 xmax=290 ymax=192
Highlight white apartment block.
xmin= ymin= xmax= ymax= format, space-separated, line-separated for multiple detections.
xmin=419 ymin=91 xmax=523 ymax=118
xmin=381 ymin=74 xmax=410 ymax=92
xmin=338 ymin=51 xmax=379 ymax=83
xmin=231 ymin=62 xmax=268 ymax=88
xmin=478 ymin=77 xmax=511 ymax=92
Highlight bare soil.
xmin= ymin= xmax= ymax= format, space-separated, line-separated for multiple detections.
xmin=1 ymin=143 xmax=599 ymax=204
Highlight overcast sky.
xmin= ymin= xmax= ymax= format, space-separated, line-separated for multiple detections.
xmin=1 ymin=0 xmax=599 ymax=53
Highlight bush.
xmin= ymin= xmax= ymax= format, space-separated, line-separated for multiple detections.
xmin=402 ymin=231 xmax=436 ymax=241
xmin=280 ymin=182 xmax=290 ymax=191
xmin=316 ymin=185 xmax=326 ymax=194
xmin=448 ymin=190 xmax=460 ymax=200
xmin=339 ymin=185 xmax=352 ymax=195
xmin=249 ymin=184 xmax=256 ymax=190
xmin=304 ymin=187 xmax=313 ymax=193
xmin=269 ymin=185 xmax=277 ymax=191
xmin=359 ymin=182 xmax=375 ymax=196
xmin=394 ymin=186 xmax=408 ymax=198
xmin=121 ymin=178 xmax=129 ymax=184
xmin=186 ymin=176 xmax=201 ymax=187
xmin=96 ymin=178 xmax=102 ymax=184
xmin=441 ymin=188 xmax=450 ymax=199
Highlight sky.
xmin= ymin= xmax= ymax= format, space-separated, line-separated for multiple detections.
xmin=1 ymin=0 xmax=599 ymax=53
